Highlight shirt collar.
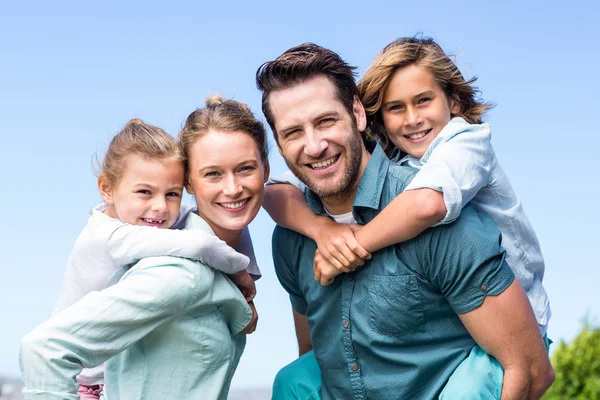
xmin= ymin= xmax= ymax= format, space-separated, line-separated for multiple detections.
xmin=305 ymin=143 xmax=390 ymax=215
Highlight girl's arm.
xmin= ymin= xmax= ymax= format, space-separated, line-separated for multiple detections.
xmin=107 ymin=224 xmax=249 ymax=274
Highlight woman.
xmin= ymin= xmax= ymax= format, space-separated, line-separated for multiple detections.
xmin=19 ymin=96 xmax=270 ymax=400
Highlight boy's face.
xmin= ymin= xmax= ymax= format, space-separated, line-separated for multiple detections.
xmin=100 ymin=154 xmax=184 ymax=229
xmin=381 ymin=64 xmax=459 ymax=158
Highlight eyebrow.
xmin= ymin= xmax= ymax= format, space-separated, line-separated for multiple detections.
xmin=279 ymin=111 xmax=342 ymax=136
xmin=382 ymin=90 xmax=437 ymax=107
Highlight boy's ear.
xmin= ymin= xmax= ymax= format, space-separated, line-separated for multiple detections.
xmin=449 ymin=95 xmax=461 ymax=116
xmin=97 ymin=175 xmax=114 ymax=204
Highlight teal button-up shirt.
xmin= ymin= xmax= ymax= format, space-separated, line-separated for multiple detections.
xmin=272 ymin=144 xmax=515 ymax=399
xmin=20 ymin=213 xmax=252 ymax=400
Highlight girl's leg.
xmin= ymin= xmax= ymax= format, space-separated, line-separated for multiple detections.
xmin=272 ymin=350 xmax=321 ymax=400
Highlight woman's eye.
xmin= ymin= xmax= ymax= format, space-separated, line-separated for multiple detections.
xmin=239 ymin=165 xmax=256 ymax=173
xmin=204 ymin=171 xmax=220 ymax=178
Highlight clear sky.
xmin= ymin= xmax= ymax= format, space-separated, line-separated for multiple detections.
xmin=1 ymin=0 xmax=598 ymax=391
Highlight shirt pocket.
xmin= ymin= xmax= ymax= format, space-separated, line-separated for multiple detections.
xmin=194 ymin=308 xmax=235 ymax=369
xmin=367 ymin=274 xmax=425 ymax=337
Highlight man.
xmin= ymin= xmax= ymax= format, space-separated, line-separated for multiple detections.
xmin=257 ymin=44 xmax=554 ymax=399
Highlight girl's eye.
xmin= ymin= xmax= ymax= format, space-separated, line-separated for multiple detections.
xmin=137 ymin=190 xmax=151 ymax=195
xmin=166 ymin=192 xmax=181 ymax=197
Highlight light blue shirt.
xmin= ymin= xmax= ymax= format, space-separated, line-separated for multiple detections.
xmin=20 ymin=213 xmax=252 ymax=400
xmin=396 ymin=117 xmax=550 ymax=329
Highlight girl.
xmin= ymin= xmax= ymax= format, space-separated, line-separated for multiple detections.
xmin=266 ymin=36 xmax=550 ymax=399
xmin=22 ymin=112 xmax=264 ymax=399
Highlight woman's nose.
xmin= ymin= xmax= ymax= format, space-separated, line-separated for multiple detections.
xmin=223 ymin=175 xmax=243 ymax=196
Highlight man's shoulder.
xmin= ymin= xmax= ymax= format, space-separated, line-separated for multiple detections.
xmin=379 ymin=162 xmax=419 ymax=204
xmin=272 ymin=225 xmax=309 ymax=254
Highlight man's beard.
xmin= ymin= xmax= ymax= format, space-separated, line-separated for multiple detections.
xmin=284 ymin=123 xmax=363 ymax=203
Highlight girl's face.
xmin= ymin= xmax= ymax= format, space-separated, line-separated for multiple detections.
xmin=100 ymin=154 xmax=184 ymax=228
xmin=381 ymin=64 xmax=459 ymax=158
xmin=186 ymin=130 xmax=269 ymax=244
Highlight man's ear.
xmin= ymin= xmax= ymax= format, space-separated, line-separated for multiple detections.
xmin=353 ymin=96 xmax=367 ymax=132
xmin=97 ymin=175 xmax=114 ymax=204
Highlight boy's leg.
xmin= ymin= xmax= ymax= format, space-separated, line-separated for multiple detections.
xmin=439 ymin=345 xmax=504 ymax=400
xmin=272 ymin=350 xmax=321 ymax=400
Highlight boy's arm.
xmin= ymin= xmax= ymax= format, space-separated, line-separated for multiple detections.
xmin=264 ymin=184 xmax=370 ymax=272
xmin=107 ymin=223 xmax=249 ymax=274
xmin=293 ymin=308 xmax=312 ymax=356
xmin=458 ymin=280 xmax=554 ymax=399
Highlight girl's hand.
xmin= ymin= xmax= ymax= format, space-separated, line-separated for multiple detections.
xmin=240 ymin=301 xmax=258 ymax=334
xmin=228 ymin=270 xmax=256 ymax=302
xmin=312 ymin=219 xmax=371 ymax=273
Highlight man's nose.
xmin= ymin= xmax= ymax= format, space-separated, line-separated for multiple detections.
xmin=304 ymin=128 xmax=328 ymax=158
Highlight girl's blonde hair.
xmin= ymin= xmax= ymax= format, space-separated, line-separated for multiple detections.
xmin=179 ymin=95 xmax=269 ymax=179
xmin=97 ymin=119 xmax=182 ymax=188
xmin=358 ymin=36 xmax=494 ymax=154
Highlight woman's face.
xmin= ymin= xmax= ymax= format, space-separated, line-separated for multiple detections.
xmin=186 ymin=130 xmax=269 ymax=243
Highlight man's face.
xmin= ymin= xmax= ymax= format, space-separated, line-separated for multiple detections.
xmin=269 ymin=75 xmax=368 ymax=201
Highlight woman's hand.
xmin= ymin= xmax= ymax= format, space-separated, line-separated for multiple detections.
xmin=240 ymin=301 xmax=258 ymax=334
xmin=228 ymin=270 xmax=256 ymax=302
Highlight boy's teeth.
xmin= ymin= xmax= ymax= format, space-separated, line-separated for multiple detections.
xmin=310 ymin=156 xmax=336 ymax=169
xmin=406 ymin=132 xmax=427 ymax=139
xmin=221 ymin=199 xmax=248 ymax=209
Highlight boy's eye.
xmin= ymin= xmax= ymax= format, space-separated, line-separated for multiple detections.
xmin=417 ymin=97 xmax=431 ymax=105
xmin=387 ymin=104 xmax=403 ymax=111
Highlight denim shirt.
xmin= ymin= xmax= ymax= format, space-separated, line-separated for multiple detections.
xmin=20 ymin=213 xmax=252 ymax=400
xmin=272 ymin=144 xmax=515 ymax=399
xmin=395 ymin=117 xmax=550 ymax=329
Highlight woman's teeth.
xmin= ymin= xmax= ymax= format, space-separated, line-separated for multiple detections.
xmin=221 ymin=199 xmax=249 ymax=209
xmin=310 ymin=156 xmax=337 ymax=169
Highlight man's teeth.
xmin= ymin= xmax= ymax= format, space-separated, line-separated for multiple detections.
xmin=221 ymin=200 xmax=248 ymax=209
xmin=406 ymin=131 xmax=428 ymax=140
xmin=310 ymin=156 xmax=337 ymax=169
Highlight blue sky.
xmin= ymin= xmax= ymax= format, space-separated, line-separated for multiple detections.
xmin=1 ymin=0 xmax=598 ymax=390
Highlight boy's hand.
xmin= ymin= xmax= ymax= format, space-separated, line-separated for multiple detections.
xmin=240 ymin=301 xmax=258 ymax=334
xmin=228 ymin=270 xmax=256 ymax=302
xmin=313 ymin=249 xmax=342 ymax=286
xmin=313 ymin=219 xmax=371 ymax=273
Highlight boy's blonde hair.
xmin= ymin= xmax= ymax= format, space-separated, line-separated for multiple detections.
xmin=179 ymin=95 xmax=269 ymax=180
xmin=358 ymin=36 xmax=493 ymax=154
xmin=97 ymin=119 xmax=182 ymax=188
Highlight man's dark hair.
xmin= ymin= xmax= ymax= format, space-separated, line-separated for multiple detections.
xmin=256 ymin=43 xmax=359 ymax=142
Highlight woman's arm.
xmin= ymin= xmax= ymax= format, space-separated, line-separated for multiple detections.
xmin=107 ymin=223 xmax=249 ymax=274
xmin=20 ymin=259 xmax=202 ymax=399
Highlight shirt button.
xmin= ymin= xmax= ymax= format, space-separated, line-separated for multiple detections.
xmin=343 ymin=321 xmax=350 ymax=328
xmin=347 ymin=273 xmax=354 ymax=280
xmin=351 ymin=364 xmax=359 ymax=371
xmin=481 ymin=285 xmax=487 ymax=292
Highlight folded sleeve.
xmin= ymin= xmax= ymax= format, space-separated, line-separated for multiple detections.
xmin=267 ymin=169 xmax=307 ymax=193
xmin=416 ymin=205 xmax=515 ymax=315
xmin=405 ymin=124 xmax=493 ymax=225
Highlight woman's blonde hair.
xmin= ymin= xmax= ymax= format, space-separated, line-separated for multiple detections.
xmin=179 ymin=95 xmax=269 ymax=179
xmin=97 ymin=119 xmax=182 ymax=188
xmin=358 ymin=36 xmax=494 ymax=154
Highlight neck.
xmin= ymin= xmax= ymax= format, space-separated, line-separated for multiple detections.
xmin=198 ymin=215 xmax=242 ymax=248
xmin=320 ymin=146 xmax=371 ymax=215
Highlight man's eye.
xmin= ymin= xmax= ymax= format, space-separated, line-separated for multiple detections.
xmin=319 ymin=118 xmax=335 ymax=126
xmin=284 ymin=129 xmax=300 ymax=138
